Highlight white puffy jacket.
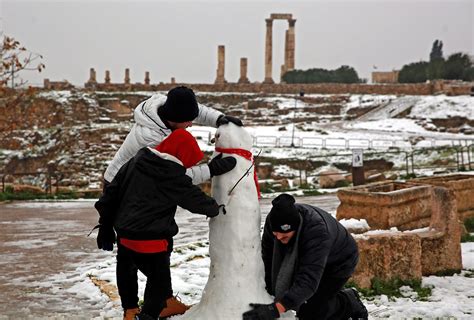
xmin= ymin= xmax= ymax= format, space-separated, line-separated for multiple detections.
xmin=104 ymin=93 xmax=223 ymax=184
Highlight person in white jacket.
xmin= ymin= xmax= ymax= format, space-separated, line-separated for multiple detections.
xmin=103 ymin=86 xmax=242 ymax=185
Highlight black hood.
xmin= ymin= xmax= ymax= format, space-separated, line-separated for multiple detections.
xmin=135 ymin=148 xmax=186 ymax=180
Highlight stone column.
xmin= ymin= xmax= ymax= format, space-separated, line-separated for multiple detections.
xmin=238 ymin=58 xmax=250 ymax=84
xmin=145 ymin=71 xmax=150 ymax=85
xmin=105 ymin=70 xmax=111 ymax=84
xmin=124 ymin=68 xmax=130 ymax=84
xmin=263 ymin=19 xmax=274 ymax=84
xmin=281 ymin=29 xmax=289 ymax=81
xmin=215 ymin=45 xmax=226 ymax=84
xmin=171 ymin=77 xmax=176 ymax=84
xmin=88 ymin=68 xmax=97 ymax=83
xmin=286 ymin=19 xmax=296 ymax=71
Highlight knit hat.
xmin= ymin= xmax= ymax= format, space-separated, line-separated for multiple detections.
xmin=155 ymin=129 xmax=203 ymax=168
xmin=268 ymin=194 xmax=300 ymax=233
xmin=158 ymin=86 xmax=199 ymax=122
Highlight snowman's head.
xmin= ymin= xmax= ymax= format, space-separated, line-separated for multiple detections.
xmin=214 ymin=123 xmax=253 ymax=150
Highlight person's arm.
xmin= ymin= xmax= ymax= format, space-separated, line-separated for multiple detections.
xmin=185 ymin=164 xmax=210 ymax=185
xmin=261 ymin=218 xmax=274 ymax=294
xmin=279 ymin=221 xmax=332 ymax=311
xmin=194 ymin=103 xmax=224 ymax=127
xmin=95 ymin=159 xmax=132 ymax=225
xmin=175 ymin=176 xmax=220 ymax=217
xmin=185 ymin=154 xmax=236 ymax=185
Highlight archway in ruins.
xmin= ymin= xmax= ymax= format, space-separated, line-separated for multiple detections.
xmin=264 ymin=13 xmax=296 ymax=84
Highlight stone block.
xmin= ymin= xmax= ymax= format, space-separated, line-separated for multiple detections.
xmin=412 ymin=187 xmax=462 ymax=275
xmin=319 ymin=168 xmax=346 ymax=188
xmin=256 ymin=163 xmax=273 ymax=179
xmin=352 ymin=233 xmax=422 ymax=288
xmin=337 ymin=181 xmax=433 ymax=230
xmin=408 ymin=174 xmax=474 ymax=221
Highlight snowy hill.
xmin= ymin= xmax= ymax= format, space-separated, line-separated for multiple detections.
xmin=0 ymin=90 xmax=472 ymax=190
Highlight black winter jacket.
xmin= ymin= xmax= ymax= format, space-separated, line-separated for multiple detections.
xmin=95 ymin=147 xmax=219 ymax=240
xmin=261 ymin=204 xmax=359 ymax=311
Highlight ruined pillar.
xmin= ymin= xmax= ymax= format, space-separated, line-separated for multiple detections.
xmin=105 ymin=70 xmax=111 ymax=84
xmin=88 ymin=68 xmax=97 ymax=83
xmin=215 ymin=45 xmax=226 ymax=84
xmin=145 ymin=71 xmax=150 ymax=85
xmin=171 ymin=77 xmax=176 ymax=84
xmin=263 ymin=19 xmax=274 ymax=84
xmin=281 ymin=29 xmax=289 ymax=81
xmin=124 ymin=68 xmax=130 ymax=84
xmin=286 ymin=18 xmax=296 ymax=71
xmin=238 ymin=58 xmax=250 ymax=84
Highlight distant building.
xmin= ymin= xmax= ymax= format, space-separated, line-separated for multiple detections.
xmin=372 ymin=71 xmax=400 ymax=84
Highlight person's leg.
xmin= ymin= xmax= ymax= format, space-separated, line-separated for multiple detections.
xmin=135 ymin=251 xmax=171 ymax=319
xmin=116 ymin=244 xmax=140 ymax=311
xmin=296 ymin=276 xmax=351 ymax=320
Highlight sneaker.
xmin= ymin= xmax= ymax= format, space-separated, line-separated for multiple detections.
xmin=344 ymin=288 xmax=368 ymax=320
xmin=159 ymin=294 xmax=191 ymax=318
xmin=123 ymin=307 xmax=140 ymax=320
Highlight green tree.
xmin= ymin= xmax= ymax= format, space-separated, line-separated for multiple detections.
xmin=443 ymin=52 xmax=473 ymax=80
xmin=282 ymin=66 xmax=362 ymax=84
xmin=398 ymin=61 xmax=429 ymax=83
xmin=429 ymin=40 xmax=444 ymax=61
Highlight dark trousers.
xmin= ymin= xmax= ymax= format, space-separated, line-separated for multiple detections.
xmin=116 ymin=243 xmax=173 ymax=318
xmin=297 ymin=275 xmax=352 ymax=320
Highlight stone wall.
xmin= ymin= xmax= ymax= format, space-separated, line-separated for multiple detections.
xmin=336 ymin=182 xmax=434 ymax=230
xmin=372 ymin=71 xmax=399 ymax=84
xmin=79 ymin=80 xmax=474 ymax=96
xmin=408 ymin=174 xmax=474 ymax=221
xmin=352 ymin=234 xmax=422 ymax=288
xmin=345 ymin=183 xmax=463 ymax=288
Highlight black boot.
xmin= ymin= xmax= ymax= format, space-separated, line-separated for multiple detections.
xmin=135 ymin=312 xmax=156 ymax=320
xmin=343 ymin=288 xmax=368 ymax=320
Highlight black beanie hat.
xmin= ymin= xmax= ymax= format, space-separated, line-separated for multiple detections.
xmin=269 ymin=194 xmax=300 ymax=233
xmin=159 ymin=86 xmax=199 ymax=122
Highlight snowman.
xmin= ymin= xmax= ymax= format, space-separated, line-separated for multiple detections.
xmin=177 ymin=123 xmax=295 ymax=319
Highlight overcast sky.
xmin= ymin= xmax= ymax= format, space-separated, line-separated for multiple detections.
xmin=1 ymin=0 xmax=473 ymax=86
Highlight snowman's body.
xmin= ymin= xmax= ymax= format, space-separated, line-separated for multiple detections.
xmin=178 ymin=123 xmax=273 ymax=319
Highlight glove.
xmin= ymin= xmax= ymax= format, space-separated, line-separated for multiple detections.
xmin=208 ymin=154 xmax=237 ymax=177
xmin=242 ymin=303 xmax=280 ymax=320
xmin=97 ymin=225 xmax=116 ymax=251
xmin=206 ymin=204 xmax=226 ymax=219
xmin=216 ymin=115 xmax=243 ymax=127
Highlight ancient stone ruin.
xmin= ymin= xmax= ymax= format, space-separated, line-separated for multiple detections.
xmin=264 ymin=13 xmax=296 ymax=84
xmin=408 ymin=174 xmax=474 ymax=222
xmin=336 ymin=180 xmax=463 ymax=288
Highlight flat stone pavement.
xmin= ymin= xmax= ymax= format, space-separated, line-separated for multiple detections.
xmin=0 ymin=194 xmax=339 ymax=319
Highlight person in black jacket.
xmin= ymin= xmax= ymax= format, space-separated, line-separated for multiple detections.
xmin=94 ymin=128 xmax=236 ymax=320
xmin=243 ymin=194 xmax=368 ymax=320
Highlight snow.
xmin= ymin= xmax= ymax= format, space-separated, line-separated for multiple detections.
xmin=409 ymin=95 xmax=474 ymax=120
xmin=339 ymin=218 xmax=370 ymax=231
xmin=347 ymin=119 xmax=429 ymax=134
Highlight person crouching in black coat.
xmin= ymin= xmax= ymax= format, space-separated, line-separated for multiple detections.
xmin=243 ymin=194 xmax=368 ymax=320
xmin=94 ymin=128 xmax=236 ymax=320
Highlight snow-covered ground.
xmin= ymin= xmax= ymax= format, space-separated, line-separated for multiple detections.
xmin=2 ymin=200 xmax=473 ymax=319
